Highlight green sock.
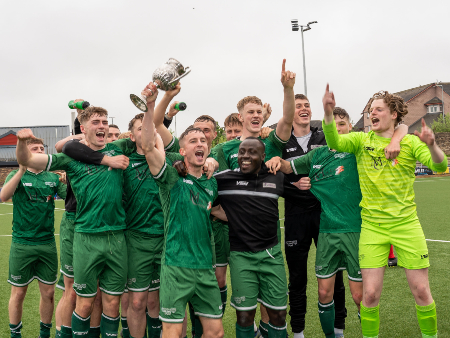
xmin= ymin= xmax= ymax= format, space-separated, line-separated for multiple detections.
xmin=39 ymin=321 xmax=52 ymax=338
xmin=360 ymin=303 xmax=379 ymax=338
xmin=416 ymin=301 xmax=437 ymax=337
xmin=87 ymin=326 xmax=100 ymax=338
xmin=60 ymin=325 xmax=72 ymax=338
xmin=9 ymin=322 xmax=22 ymax=338
xmin=236 ymin=323 xmax=254 ymax=338
xmin=220 ymin=285 xmax=228 ymax=314
xmin=100 ymin=313 xmax=120 ymax=337
xmin=55 ymin=328 xmax=61 ymax=338
xmin=259 ymin=321 xmax=269 ymax=338
xmin=72 ymin=312 xmax=90 ymax=337
xmin=318 ymin=301 xmax=336 ymax=338
xmin=121 ymin=316 xmax=130 ymax=338
xmin=267 ymin=321 xmax=287 ymax=338
xmin=146 ymin=313 xmax=161 ymax=338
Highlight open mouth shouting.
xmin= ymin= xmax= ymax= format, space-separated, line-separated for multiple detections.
xmin=251 ymin=119 xmax=261 ymax=128
xmin=371 ymin=117 xmax=380 ymax=128
xmin=96 ymin=131 xmax=105 ymax=142
xmin=195 ymin=150 xmax=204 ymax=162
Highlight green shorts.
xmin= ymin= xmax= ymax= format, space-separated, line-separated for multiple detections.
xmin=72 ymin=231 xmax=127 ymax=297
xmin=8 ymin=241 xmax=58 ymax=287
xmin=229 ymin=243 xmax=287 ymax=311
xmin=60 ymin=211 xmax=75 ymax=278
xmin=159 ymin=265 xmax=223 ymax=323
xmin=212 ymin=219 xmax=230 ymax=267
xmin=315 ymin=232 xmax=361 ymax=282
xmin=56 ymin=274 xmax=65 ymax=291
xmin=126 ymin=230 xmax=163 ymax=292
xmin=359 ymin=215 xmax=429 ymax=269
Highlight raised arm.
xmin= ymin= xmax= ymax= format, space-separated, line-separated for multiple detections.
xmin=154 ymin=84 xmax=181 ymax=148
xmin=0 ymin=167 xmax=26 ymax=202
xmin=55 ymin=134 xmax=85 ymax=153
xmin=141 ymin=83 xmax=166 ymax=176
xmin=16 ymin=129 xmax=50 ymax=171
xmin=414 ymin=118 xmax=446 ymax=168
xmin=275 ymin=59 xmax=296 ymax=141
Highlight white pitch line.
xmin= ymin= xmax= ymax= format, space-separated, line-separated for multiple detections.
xmin=426 ymin=239 xmax=450 ymax=243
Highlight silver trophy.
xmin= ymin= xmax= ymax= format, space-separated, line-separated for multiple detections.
xmin=130 ymin=58 xmax=191 ymax=112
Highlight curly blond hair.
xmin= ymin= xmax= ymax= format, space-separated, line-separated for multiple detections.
xmin=118 ymin=131 xmax=131 ymax=139
xmin=368 ymin=91 xmax=408 ymax=125
xmin=78 ymin=106 xmax=108 ymax=125
xmin=236 ymin=96 xmax=263 ymax=113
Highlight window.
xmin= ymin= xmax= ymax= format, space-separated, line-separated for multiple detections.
xmin=428 ymin=105 xmax=442 ymax=113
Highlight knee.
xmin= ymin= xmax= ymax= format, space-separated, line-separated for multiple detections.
xmin=363 ymin=288 xmax=380 ymax=307
xmin=121 ymin=295 xmax=129 ymax=308
xmin=205 ymin=326 xmax=224 ymax=338
xmin=93 ymin=292 xmax=102 ymax=306
xmin=318 ymin=287 xmax=334 ymax=303
xmin=147 ymin=297 xmax=158 ymax=312
xmin=11 ymin=288 xmax=27 ymax=303
xmin=67 ymin=288 xmax=77 ymax=307
xmin=268 ymin=310 xmax=286 ymax=327
xmin=236 ymin=311 xmax=255 ymax=327
xmin=77 ymin=300 xmax=94 ymax=317
xmin=217 ymin=275 xmax=226 ymax=288
xmin=41 ymin=287 xmax=55 ymax=301
xmin=413 ymin=284 xmax=432 ymax=303
xmin=131 ymin=297 xmax=146 ymax=313
xmin=351 ymin=290 xmax=363 ymax=306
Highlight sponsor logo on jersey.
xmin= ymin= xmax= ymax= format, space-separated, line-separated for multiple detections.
xmin=45 ymin=182 xmax=56 ymax=187
xmin=335 ymin=166 xmax=344 ymax=175
xmin=421 ymin=254 xmax=429 ymax=259
xmin=233 ymin=296 xmax=246 ymax=304
xmin=359 ymin=254 xmax=365 ymax=261
xmin=286 ymin=147 xmax=297 ymax=152
xmin=132 ymin=162 xmax=143 ymax=167
xmin=183 ymin=179 xmax=193 ymax=185
xmin=65 ymin=264 xmax=73 ymax=272
xmin=46 ymin=195 xmax=52 ymax=202
xmin=161 ymin=307 xmax=177 ymax=315
xmin=73 ymin=282 xmax=87 ymax=290
xmin=311 ymin=145 xmax=322 ymax=149
xmin=236 ymin=181 xmax=249 ymax=186
xmin=23 ymin=183 xmax=32 ymax=186
xmin=365 ymin=146 xmax=375 ymax=151
xmin=219 ymin=304 xmax=223 ymax=310
xmin=263 ymin=183 xmax=276 ymax=189
xmin=358 ymin=271 xmax=361 ymax=275
xmin=152 ymin=279 xmax=160 ymax=284
xmin=392 ymin=159 xmax=399 ymax=166
xmin=334 ymin=153 xmax=347 ymax=159
xmin=230 ymin=153 xmax=238 ymax=159
xmin=127 ymin=278 xmax=136 ymax=285
xmin=315 ymin=266 xmax=322 ymax=272
xmin=103 ymin=150 xmax=116 ymax=157
xmin=205 ymin=188 xmax=214 ymax=196
xmin=313 ymin=165 xmax=322 ymax=169
xmin=10 ymin=275 xmax=21 ymax=281
xmin=285 ymin=240 xmax=297 ymax=247
xmin=72 ymin=330 xmax=88 ymax=336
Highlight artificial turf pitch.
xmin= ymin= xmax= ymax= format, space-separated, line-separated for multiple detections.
xmin=0 ymin=175 xmax=449 ymax=337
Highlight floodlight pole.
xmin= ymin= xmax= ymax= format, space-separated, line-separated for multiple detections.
xmin=436 ymin=83 xmax=444 ymax=121
xmin=291 ymin=20 xmax=317 ymax=97
xmin=109 ymin=117 xmax=115 ymax=125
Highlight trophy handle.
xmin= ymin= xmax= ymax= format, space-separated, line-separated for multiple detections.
xmin=168 ymin=68 xmax=191 ymax=86
xmin=130 ymin=94 xmax=148 ymax=112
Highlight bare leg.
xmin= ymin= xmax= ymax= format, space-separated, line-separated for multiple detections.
xmin=90 ymin=287 xmax=103 ymax=327
xmin=162 ymin=322 xmax=183 ymax=338
xmin=128 ymin=291 xmax=148 ymax=337
xmin=61 ymin=276 xmax=77 ymax=326
xmin=404 ymin=268 xmax=433 ymax=306
xmin=199 ymin=317 xmax=224 ymax=338
xmin=361 ymin=267 xmax=385 ymax=307
xmin=38 ymin=282 xmax=55 ymax=324
xmin=8 ymin=285 xmax=28 ymax=325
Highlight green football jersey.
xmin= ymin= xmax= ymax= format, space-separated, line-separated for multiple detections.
xmin=154 ymin=162 xmax=218 ymax=269
xmin=323 ymin=119 xmax=448 ymax=223
xmin=122 ymin=151 xmax=164 ymax=234
xmin=165 ymin=136 xmax=181 ymax=153
xmin=46 ymin=142 xmax=133 ymax=233
xmin=291 ymin=146 xmax=362 ymax=233
xmin=211 ymin=130 xmax=287 ymax=171
xmin=5 ymin=170 xmax=67 ymax=245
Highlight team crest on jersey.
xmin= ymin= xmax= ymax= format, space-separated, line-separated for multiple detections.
xmin=392 ymin=159 xmax=399 ymax=166
xmin=46 ymin=195 xmax=52 ymax=202
xmin=73 ymin=282 xmax=86 ymax=290
xmin=23 ymin=183 xmax=32 ymax=186
xmin=263 ymin=183 xmax=276 ymax=189
xmin=230 ymin=153 xmax=238 ymax=158
xmin=315 ymin=266 xmax=322 ymax=272
xmin=45 ymin=182 xmax=56 ymax=187
xmin=207 ymin=201 xmax=212 ymax=210
xmin=10 ymin=275 xmax=21 ymax=281
xmin=313 ymin=165 xmax=322 ymax=169
xmin=127 ymin=278 xmax=136 ymax=285
xmin=234 ymin=296 xmax=246 ymax=304
xmin=334 ymin=153 xmax=347 ymax=159
xmin=335 ymin=166 xmax=344 ymax=175
xmin=161 ymin=307 xmax=177 ymax=315
xmin=103 ymin=150 xmax=116 ymax=156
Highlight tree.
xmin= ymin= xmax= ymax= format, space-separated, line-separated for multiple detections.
xmin=212 ymin=122 xmax=227 ymax=147
xmin=430 ymin=114 xmax=450 ymax=133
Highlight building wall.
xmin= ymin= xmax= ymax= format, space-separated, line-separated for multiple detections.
xmin=435 ymin=133 xmax=450 ymax=156
xmin=0 ymin=167 xmax=16 ymax=188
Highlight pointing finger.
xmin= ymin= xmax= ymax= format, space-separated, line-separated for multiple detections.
xmin=282 ymin=59 xmax=286 ymax=73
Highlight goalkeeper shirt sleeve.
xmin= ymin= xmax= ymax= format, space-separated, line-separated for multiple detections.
xmin=322 ymin=118 xmax=364 ymax=154
xmin=410 ymin=136 xmax=448 ymax=172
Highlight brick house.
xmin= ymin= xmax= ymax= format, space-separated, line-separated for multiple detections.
xmin=354 ymin=82 xmax=450 ymax=133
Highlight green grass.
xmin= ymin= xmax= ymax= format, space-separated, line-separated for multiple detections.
xmin=1 ymin=176 xmax=450 ymax=337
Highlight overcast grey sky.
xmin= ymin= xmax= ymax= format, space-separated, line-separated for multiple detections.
xmin=1 ymin=0 xmax=449 ymax=135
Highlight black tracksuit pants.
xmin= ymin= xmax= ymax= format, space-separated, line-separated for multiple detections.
xmin=284 ymin=209 xmax=347 ymax=333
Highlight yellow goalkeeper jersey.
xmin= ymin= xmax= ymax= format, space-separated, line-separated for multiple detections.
xmin=322 ymin=119 xmax=448 ymax=224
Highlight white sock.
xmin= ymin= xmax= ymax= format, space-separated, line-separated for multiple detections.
xmin=294 ymin=331 xmax=305 ymax=338
xmin=254 ymin=321 xmax=258 ymax=332
xmin=335 ymin=328 xmax=344 ymax=334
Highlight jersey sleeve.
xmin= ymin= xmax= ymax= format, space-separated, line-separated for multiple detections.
xmin=56 ymin=179 xmax=67 ymax=200
xmin=152 ymin=161 xmax=179 ymax=190
xmin=46 ymin=153 xmax=72 ymax=172
xmin=290 ymin=148 xmax=317 ymax=175
xmin=211 ymin=143 xmax=229 ymax=171
xmin=62 ymin=139 xmax=105 ymax=165
xmin=265 ymin=130 xmax=288 ymax=160
xmin=112 ymin=138 xmax=137 ymax=156
xmin=164 ymin=136 xmax=180 ymax=153
xmin=322 ymin=119 xmax=364 ymax=154
xmin=4 ymin=170 xmax=19 ymax=187
xmin=165 ymin=152 xmax=184 ymax=165
xmin=410 ymin=135 xmax=448 ymax=172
